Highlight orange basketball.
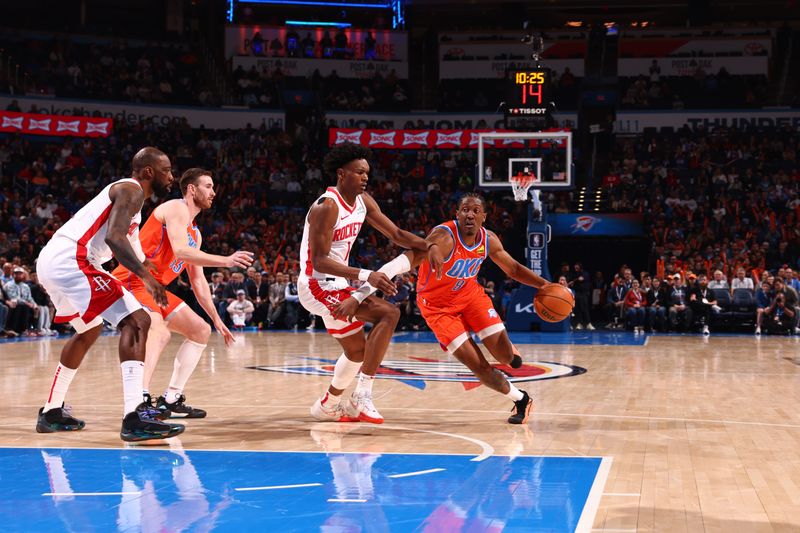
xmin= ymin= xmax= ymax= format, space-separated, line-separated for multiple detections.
xmin=534 ymin=284 xmax=575 ymax=323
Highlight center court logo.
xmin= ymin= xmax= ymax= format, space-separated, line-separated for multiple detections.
xmin=248 ymin=356 xmax=585 ymax=390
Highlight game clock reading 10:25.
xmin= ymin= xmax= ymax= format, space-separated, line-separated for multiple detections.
xmin=507 ymin=69 xmax=550 ymax=116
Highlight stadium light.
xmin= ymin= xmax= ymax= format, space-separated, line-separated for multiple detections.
xmin=238 ymin=0 xmax=390 ymax=8
xmin=285 ymin=20 xmax=352 ymax=27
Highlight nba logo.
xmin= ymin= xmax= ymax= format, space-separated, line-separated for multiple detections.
xmin=528 ymin=232 xmax=545 ymax=249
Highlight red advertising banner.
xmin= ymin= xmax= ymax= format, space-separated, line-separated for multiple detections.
xmin=0 ymin=111 xmax=113 ymax=137
xmin=329 ymin=128 xmax=568 ymax=149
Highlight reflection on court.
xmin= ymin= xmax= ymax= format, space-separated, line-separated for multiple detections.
xmin=4 ymin=447 xmax=607 ymax=532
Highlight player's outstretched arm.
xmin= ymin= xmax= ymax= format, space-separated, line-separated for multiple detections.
xmin=187 ymin=263 xmax=235 ymax=346
xmin=163 ymin=202 xmax=253 ymax=269
xmin=308 ymin=197 xmax=396 ymax=294
xmin=486 ymin=230 xmax=549 ymax=289
xmin=362 ymin=193 xmax=427 ymax=251
xmin=423 ymin=226 xmax=456 ymax=279
xmin=107 ymin=182 xmax=168 ymax=307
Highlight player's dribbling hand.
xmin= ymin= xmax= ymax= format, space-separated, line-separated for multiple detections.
xmin=144 ymin=276 xmax=168 ymax=308
xmin=215 ymin=320 xmax=237 ymax=347
xmin=428 ymin=244 xmax=445 ymax=280
xmin=368 ymin=272 xmax=396 ymax=295
xmin=333 ymin=297 xmax=360 ymax=322
xmin=228 ymin=251 xmax=255 ymax=269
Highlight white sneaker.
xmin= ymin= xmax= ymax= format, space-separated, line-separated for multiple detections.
xmin=347 ymin=393 xmax=384 ymax=424
xmin=711 ymin=305 xmax=722 ymax=313
xmin=587 ymin=323 xmax=596 ymax=331
xmin=702 ymin=325 xmax=710 ymax=335
xmin=310 ymin=396 xmax=359 ymax=422
xmin=755 ymin=327 xmax=761 ymax=336
xmin=575 ymin=324 xmax=583 ymax=330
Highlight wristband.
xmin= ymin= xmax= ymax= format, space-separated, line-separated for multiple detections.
xmin=358 ymin=269 xmax=372 ymax=282
xmin=352 ymin=289 xmax=369 ymax=304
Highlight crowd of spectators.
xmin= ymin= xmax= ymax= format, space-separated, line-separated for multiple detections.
xmin=240 ymin=29 xmax=388 ymax=61
xmin=229 ymin=64 xmax=410 ymax=111
xmin=1 ymin=34 xmax=216 ymax=106
xmin=1 ymin=92 xmax=798 ymax=336
xmin=620 ymin=62 xmax=769 ymax=109
xmin=560 ymin=262 xmax=799 ymax=335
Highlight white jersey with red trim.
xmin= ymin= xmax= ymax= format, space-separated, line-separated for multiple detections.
xmin=299 ymin=187 xmax=367 ymax=286
xmin=51 ymin=178 xmax=143 ymax=267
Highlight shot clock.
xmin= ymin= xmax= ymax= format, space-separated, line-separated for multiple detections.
xmin=506 ymin=69 xmax=550 ymax=116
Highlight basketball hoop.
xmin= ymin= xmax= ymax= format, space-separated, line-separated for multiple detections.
xmin=510 ymin=172 xmax=537 ymax=202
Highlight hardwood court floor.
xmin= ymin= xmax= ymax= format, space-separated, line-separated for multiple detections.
xmin=2 ymin=330 xmax=800 ymax=532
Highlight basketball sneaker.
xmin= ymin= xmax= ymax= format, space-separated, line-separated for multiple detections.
xmin=36 ymin=405 xmax=85 ymax=433
xmin=346 ymin=393 xmax=384 ymax=424
xmin=310 ymin=395 xmax=359 ymax=422
xmin=139 ymin=393 xmax=170 ymax=420
xmin=508 ymin=390 xmax=533 ymax=425
xmin=121 ymin=402 xmax=185 ymax=442
xmin=156 ymin=394 xmax=206 ymax=419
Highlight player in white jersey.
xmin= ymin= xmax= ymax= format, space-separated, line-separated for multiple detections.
xmin=301 ymin=142 xmax=428 ymax=424
xmin=35 ymin=147 xmax=184 ymax=442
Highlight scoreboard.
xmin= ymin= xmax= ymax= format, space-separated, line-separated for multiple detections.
xmin=506 ymin=69 xmax=550 ymax=116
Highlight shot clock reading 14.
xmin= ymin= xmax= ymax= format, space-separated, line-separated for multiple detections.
xmin=507 ymin=69 xmax=550 ymax=115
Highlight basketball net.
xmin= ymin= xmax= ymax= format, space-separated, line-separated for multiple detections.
xmin=510 ymin=172 xmax=537 ymax=202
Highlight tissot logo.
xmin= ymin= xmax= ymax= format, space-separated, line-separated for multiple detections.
xmin=248 ymin=356 xmax=585 ymax=390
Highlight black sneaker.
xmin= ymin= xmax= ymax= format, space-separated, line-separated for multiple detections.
xmin=508 ymin=390 xmax=533 ymax=425
xmin=139 ymin=393 xmax=170 ymax=420
xmin=120 ymin=403 xmax=185 ymax=442
xmin=157 ymin=394 xmax=207 ymax=419
xmin=36 ymin=405 xmax=85 ymax=433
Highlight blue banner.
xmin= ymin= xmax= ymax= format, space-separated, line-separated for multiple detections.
xmin=549 ymin=213 xmax=643 ymax=237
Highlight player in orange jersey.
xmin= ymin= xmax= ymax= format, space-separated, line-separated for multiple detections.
xmin=337 ymin=193 xmax=552 ymax=424
xmin=112 ymin=168 xmax=253 ymax=418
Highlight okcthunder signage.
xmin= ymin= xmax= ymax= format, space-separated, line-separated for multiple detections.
xmin=550 ymin=213 xmax=643 ymax=237
xmin=248 ymin=356 xmax=585 ymax=390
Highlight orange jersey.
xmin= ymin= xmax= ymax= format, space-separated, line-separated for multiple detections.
xmin=417 ymin=220 xmax=489 ymax=307
xmin=112 ymin=211 xmax=200 ymax=286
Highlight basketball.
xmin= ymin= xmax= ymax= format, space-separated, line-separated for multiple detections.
xmin=534 ymin=284 xmax=575 ymax=323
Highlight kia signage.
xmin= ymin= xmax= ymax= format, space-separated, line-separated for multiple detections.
xmin=0 ymin=111 xmax=112 ymax=138
xmin=549 ymin=214 xmax=643 ymax=237
xmin=231 ymin=56 xmax=408 ymax=80
xmin=0 ymin=96 xmax=284 ymax=130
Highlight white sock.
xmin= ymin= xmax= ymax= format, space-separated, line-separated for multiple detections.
xmin=121 ymin=360 xmax=145 ymax=415
xmin=505 ymin=383 xmax=524 ymax=402
xmin=353 ymin=253 xmax=412 ymax=300
xmin=330 ymin=352 xmax=362 ymax=390
xmin=355 ymin=372 xmax=375 ymax=396
xmin=165 ymin=340 xmax=206 ymax=401
xmin=43 ymin=363 xmax=77 ymax=412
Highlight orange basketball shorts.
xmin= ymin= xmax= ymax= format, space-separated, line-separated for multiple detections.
xmin=417 ymin=291 xmax=505 ymax=354
xmin=123 ymin=276 xmax=186 ymax=320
